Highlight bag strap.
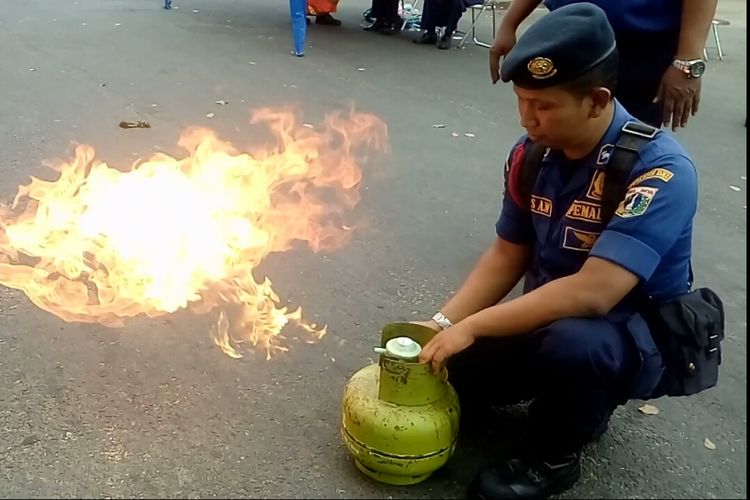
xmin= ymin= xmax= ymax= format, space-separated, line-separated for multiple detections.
xmin=516 ymin=121 xmax=658 ymax=219
xmin=516 ymin=142 xmax=547 ymax=203
xmin=601 ymin=120 xmax=659 ymax=225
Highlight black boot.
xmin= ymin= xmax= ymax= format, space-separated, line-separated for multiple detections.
xmin=413 ymin=31 xmax=438 ymax=44
xmin=378 ymin=20 xmax=402 ymax=35
xmin=468 ymin=452 xmax=581 ymax=499
xmin=363 ymin=19 xmax=385 ymax=31
xmin=437 ymin=32 xmax=452 ymax=49
xmin=315 ymin=13 xmax=341 ymax=25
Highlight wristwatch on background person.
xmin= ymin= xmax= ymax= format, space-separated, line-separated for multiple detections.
xmin=672 ymin=58 xmax=707 ymax=78
xmin=431 ymin=311 xmax=453 ymax=331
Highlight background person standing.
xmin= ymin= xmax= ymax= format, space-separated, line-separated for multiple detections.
xmin=487 ymin=0 xmax=718 ymax=130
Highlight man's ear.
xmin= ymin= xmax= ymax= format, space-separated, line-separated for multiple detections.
xmin=588 ymin=87 xmax=612 ymax=118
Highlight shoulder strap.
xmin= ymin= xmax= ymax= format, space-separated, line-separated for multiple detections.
xmin=517 ymin=142 xmax=547 ymax=203
xmin=601 ymin=120 xmax=659 ymax=225
xmin=514 ymin=121 xmax=658 ymax=223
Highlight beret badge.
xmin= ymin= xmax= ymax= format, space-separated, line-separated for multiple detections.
xmin=527 ymin=57 xmax=557 ymax=79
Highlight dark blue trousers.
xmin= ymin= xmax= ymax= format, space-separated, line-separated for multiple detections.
xmin=447 ymin=313 xmax=663 ymax=455
xmin=420 ymin=0 xmax=482 ymax=34
xmin=370 ymin=0 xmax=400 ymax=24
xmin=615 ymin=30 xmax=679 ymax=127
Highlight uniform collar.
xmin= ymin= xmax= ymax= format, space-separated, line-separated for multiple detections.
xmin=542 ymin=101 xmax=635 ymax=168
xmin=585 ymin=100 xmax=635 ymax=168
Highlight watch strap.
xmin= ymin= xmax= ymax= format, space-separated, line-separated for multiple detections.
xmin=431 ymin=311 xmax=453 ymax=330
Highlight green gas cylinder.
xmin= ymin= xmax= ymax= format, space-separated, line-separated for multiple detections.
xmin=341 ymin=322 xmax=461 ymax=485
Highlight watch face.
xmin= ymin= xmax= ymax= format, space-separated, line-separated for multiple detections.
xmin=690 ymin=60 xmax=706 ymax=77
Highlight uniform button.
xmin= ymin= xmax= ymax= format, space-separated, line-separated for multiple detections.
xmin=688 ymin=362 xmax=696 ymax=371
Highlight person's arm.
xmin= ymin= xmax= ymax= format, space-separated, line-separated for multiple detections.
xmin=463 ymin=256 xmax=636 ymax=338
xmin=499 ymin=0 xmax=543 ymax=33
xmin=421 ymin=140 xmax=535 ymax=330
xmin=489 ymin=0 xmax=543 ymax=83
xmin=656 ymin=0 xmax=718 ymax=130
xmin=437 ymin=237 xmax=531 ymax=326
xmin=676 ymin=0 xmax=719 ymax=60
xmin=420 ymin=154 xmax=699 ymax=372
xmin=418 ymin=256 xmax=638 ymax=372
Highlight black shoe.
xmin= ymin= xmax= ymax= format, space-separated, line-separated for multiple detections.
xmin=315 ymin=13 xmax=341 ymax=26
xmin=378 ymin=21 xmax=402 ymax=35
xmin=363 ymin=19 xmax=385 ymax=31
xmin=305 ymin=16 xmax=311 ymax=25
xmin=468 ymin=452 xmax=581 ymax=499
xmin=413 ymin=31 xmax=438 ymax=44
xmin=437 ymin=33 xmax=452 ymax=49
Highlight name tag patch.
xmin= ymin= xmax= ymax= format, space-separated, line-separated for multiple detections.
xmin=531 ymin=195 xmax=553 ymax=217
xmin=566 ymin=200 xmax=602 ymax=223
xmin=562 ymin=226 xmax=600 ymax=252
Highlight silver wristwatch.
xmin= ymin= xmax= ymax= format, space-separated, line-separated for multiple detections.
xmin=431 ymin=311 xmax=453 ymax=331
xmin=672 ymin=58 xmax=707 ymax=78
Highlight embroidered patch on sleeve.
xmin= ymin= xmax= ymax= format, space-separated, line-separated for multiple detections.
xmin=530 ymin=195 xmax=553 ymax=217
xmin=585 ymin=170 xmax=605 ymax=201
xmin=629 ymin=168 xmax=674 ymax=187
xmin=615 ymin=186 xmax=659 ymax=218
xmin=562 ymin=226 xmax=600 ymax=251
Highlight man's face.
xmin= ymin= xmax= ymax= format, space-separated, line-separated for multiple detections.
xmin=513 ymin=85 xmax=597 ymax=148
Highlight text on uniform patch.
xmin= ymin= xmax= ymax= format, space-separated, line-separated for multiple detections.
xmin=565 ymin=200 xmax=602 ymax=223
xmin=629 ymin=168 xmax=674 ymax=187
xmin=531 ymin=195 xmax=553 ymax=216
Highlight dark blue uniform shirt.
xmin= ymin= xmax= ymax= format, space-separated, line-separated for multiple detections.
xmin=543 ymin=0 xmax=682 ymax=33
xmin=496 ymin=101 xmax=697 ymax=397
xmin=496 ymin=101 xmax=697 ymax=303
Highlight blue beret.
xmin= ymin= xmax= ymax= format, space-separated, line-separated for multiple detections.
xmin=501 ymin=2 xmax=616 ymax=89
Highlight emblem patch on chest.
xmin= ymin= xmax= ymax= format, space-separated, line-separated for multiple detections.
xmin=586 ymin=171 xmax=605 ymax=200
xmin=566 ymin=200 xmax=601 ymax=223
xmin=531 ymin=195 xmax=553 ymax=217
xmin=616 ymin=186 xmax=659 ymax=218
xmin=596 ymin=144 xmax=614 ymax=165
xmin=562 ymin=226 xmax=600 ymax=252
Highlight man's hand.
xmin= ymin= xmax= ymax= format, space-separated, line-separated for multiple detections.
xmin=655 ymin=65 xmax=702 ymax=131
xmin=418 ymin=321 xmax=476 ymax=374
xmin=489 ymin=24 xmax=517 ymax=84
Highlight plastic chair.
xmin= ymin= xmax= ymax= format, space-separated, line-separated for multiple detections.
xmin=401 ymin=0 xmax=423 ymax=30
xmin=457 ymin=0 xmax=510 ymax=49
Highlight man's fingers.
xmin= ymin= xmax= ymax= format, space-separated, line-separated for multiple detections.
xmin=679 ymin=96 xmax=692 ymax=128
xmin=692 ymin=92 xmax=700 ymax=116
xmin=431 ymin=349 xmax=446 ymax=375
xmin=419 ymin=340 xmax=437 ymax=365
xmin=653 ymin=82 xmax=664 ymax=104
xmin=670 ymin=97 xmax=685 ymax=132
xmin=489 ymin=51 xmax=501 ymax=84
xmin=661 ymin=93 xmax=675 ymax=128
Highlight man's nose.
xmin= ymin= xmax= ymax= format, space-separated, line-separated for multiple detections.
xmin=518 ymin=102 xmax=537 ymax=129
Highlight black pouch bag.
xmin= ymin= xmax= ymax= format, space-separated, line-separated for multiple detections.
xmin=644 ymin=287 xmax=725 ymax=397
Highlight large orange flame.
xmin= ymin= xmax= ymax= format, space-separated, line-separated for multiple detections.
xmin=0 ymin=108 xmax=388 ymax=358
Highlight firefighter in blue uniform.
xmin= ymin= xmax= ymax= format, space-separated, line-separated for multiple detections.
xmin=413 ymin=3 xmax=699 ymax=499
